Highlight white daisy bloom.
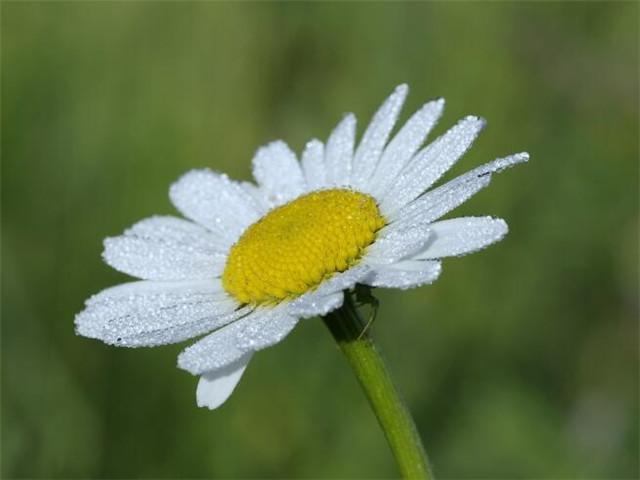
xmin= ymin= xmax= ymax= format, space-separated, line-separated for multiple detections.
xmin=75 ymin=85 xmax=528 ymax=409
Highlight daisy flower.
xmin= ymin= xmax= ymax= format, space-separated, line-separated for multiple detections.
xmin=75 ymin=84 xmax=528 ymax=411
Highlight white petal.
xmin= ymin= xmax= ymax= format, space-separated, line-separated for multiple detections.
xmin=196 ymin=353 xmax=252 ymax=410
xmin=126 ymin=215 xmax=230 ymax=251
xmin=102 ymin=216 xmax=227 ymax=280
xmin=351 ymin=84 xmax=409 ymax=190
xmin=301 ymin=139 xmax=327 ymax=190
xmin=178 ymin=307 xmax=297 ymax=375
xmin=390 ymin=173 xmax=490 ymax=227
xmin=365 ymin=222 xmax=433 ymax=265
xmin=380 ymin=116 xmax=486 ymax=216
xmin=325 ymin=114 xmax=356 ymax=186
xmin=389 ymin=152 xmax=529 ymax=225
xmin=311 ymin=264 xmax=371 ymax=298
xmin=280 ymin=266 xmax=367 ymax=319
xmin=415 ymin=216 xmax=508 ymax=259
xmin=75 ymin=280 xmax=246 ymax=347
xmin=170 ymin=169 xmax=261 ymax=241
xmin=252 ymin=140 xmax=306 ymax=206
xmin=178 ymin=315 xmax=251 ymax=374
xmin=287 ymin=292 xmax=344 ymax=319
xmin=84 ymin=277 xmax=226 ymax=304
xmin=235 ymin=307 xmax=299 ymax=350
xmin=368 ymin=98 xmax=445 ymax=196
xmin=239 ymin=182 xmax=270 ymax=215
xmin=364 ymin=260 xmax=442 ymax=289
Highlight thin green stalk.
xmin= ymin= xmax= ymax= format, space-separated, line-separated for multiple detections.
xmin=323 ymin=294 xmax=433 ymax=479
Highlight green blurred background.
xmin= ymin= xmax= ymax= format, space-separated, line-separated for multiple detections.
xmin=2 ymin=2 xmax=638 ymax=478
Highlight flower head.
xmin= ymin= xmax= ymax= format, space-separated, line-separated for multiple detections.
xmin=75 ymin=85 xmax=528 ymax=409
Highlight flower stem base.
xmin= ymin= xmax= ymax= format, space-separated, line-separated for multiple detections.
xmin=323 ymin=291 xmax=433 ymax=479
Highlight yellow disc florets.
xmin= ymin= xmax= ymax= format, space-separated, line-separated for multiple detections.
xmin=222 ymin=188 xmax=386 ymax=305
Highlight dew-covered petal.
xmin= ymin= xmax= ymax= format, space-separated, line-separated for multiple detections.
xmin=368 ymin=98 xmax=445 ymax=196
xmin=365 ymin=222 xmax=433 ymax=265
xmin=287 ymin=291 xmax=344 ymax=319
xmin=178 ymin=315 xmax=252 ymax=375
xmin=415 ymin=216 xmax=508 ymax=259
xmin=122 ymin=215 xmax=230 ymax=252
xmin=301 ymin=139 xmax=327 ymax=190
xmin=235 ymin=307 xmax=299 ymax=351
xmin=170 ymin=169 xmax=261 ymax=241
xmin=83 ymin=278 xmax=226 ymax=305
xmin=364 ymin=260 xmax=442 ymax=289
xmin=102 ymin=216 xmax=228 ymax=280
xmin=252 ymin=140 xmax=306 ymax=207
xmin=351 ymin=84 xmax=408 ymax=190
xmin=196 ymin=353 xmax=252 ymax=410
xmin=312 ymin=265 xmax=371 ymax=298
xmin=380 ymin=116 xmax=486 ymax=216
xmin=75 ymin=280 xmax=246 ymax=347
xmin=178 ymin=307 xmax=297 ymax=375
xmin=389 ymin=153 xmax=529 ymax=225
xmin=325 ymin=114 xmax=356 ymax=186
xmin=239 ymin=182 xmax=270 ymax=215
xmin=390 ymin=172 xmax=490 ymax=227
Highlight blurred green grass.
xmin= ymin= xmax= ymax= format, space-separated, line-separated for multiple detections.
xmin=2 ymin=2 xmax=638 ymax=478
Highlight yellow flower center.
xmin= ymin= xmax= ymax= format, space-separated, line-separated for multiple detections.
xmin=222 ymin=189 xmax=386 ymax=305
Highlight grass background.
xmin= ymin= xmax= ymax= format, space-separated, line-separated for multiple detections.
xmin=2 ymin=2 xmax=638 ymax=478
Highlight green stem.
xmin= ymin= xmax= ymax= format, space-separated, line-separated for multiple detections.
xmin=323 ymin=294 xmax=433 ymax=479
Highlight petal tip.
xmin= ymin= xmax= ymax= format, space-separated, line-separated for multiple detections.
xmin=394 ymin=83 xmax=410 ymax=97
xmin=195 ymin=356 xmax=251 ymax=409
xmin=342 ymin=112 xmax=356 ymax=123
xmin=169 ymin=168 xmax=218 ymax=203
xmin=176 ymin=352 xmax=196 ymax=375
xmin=486 ymin=216 xmax=509 ymax=240
xmin=74 ymin=311 xmax=101 ymax=340
xmin=496 ymin=217 xmax=509 ymax=235
xmin=305 ymin=138 xmax=323 ymax=149
xmin=432 ymin=261 xmax=443 ymax=281
xmin=101 ymin=237 xmax=116 ymax=260
xmin=256 ymin=140 xmax=292 ymax=157
xmin=430 ymin=97 xmax=446 ymax=111
xmin=465 ymin=115 xmax=487 ymax=128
